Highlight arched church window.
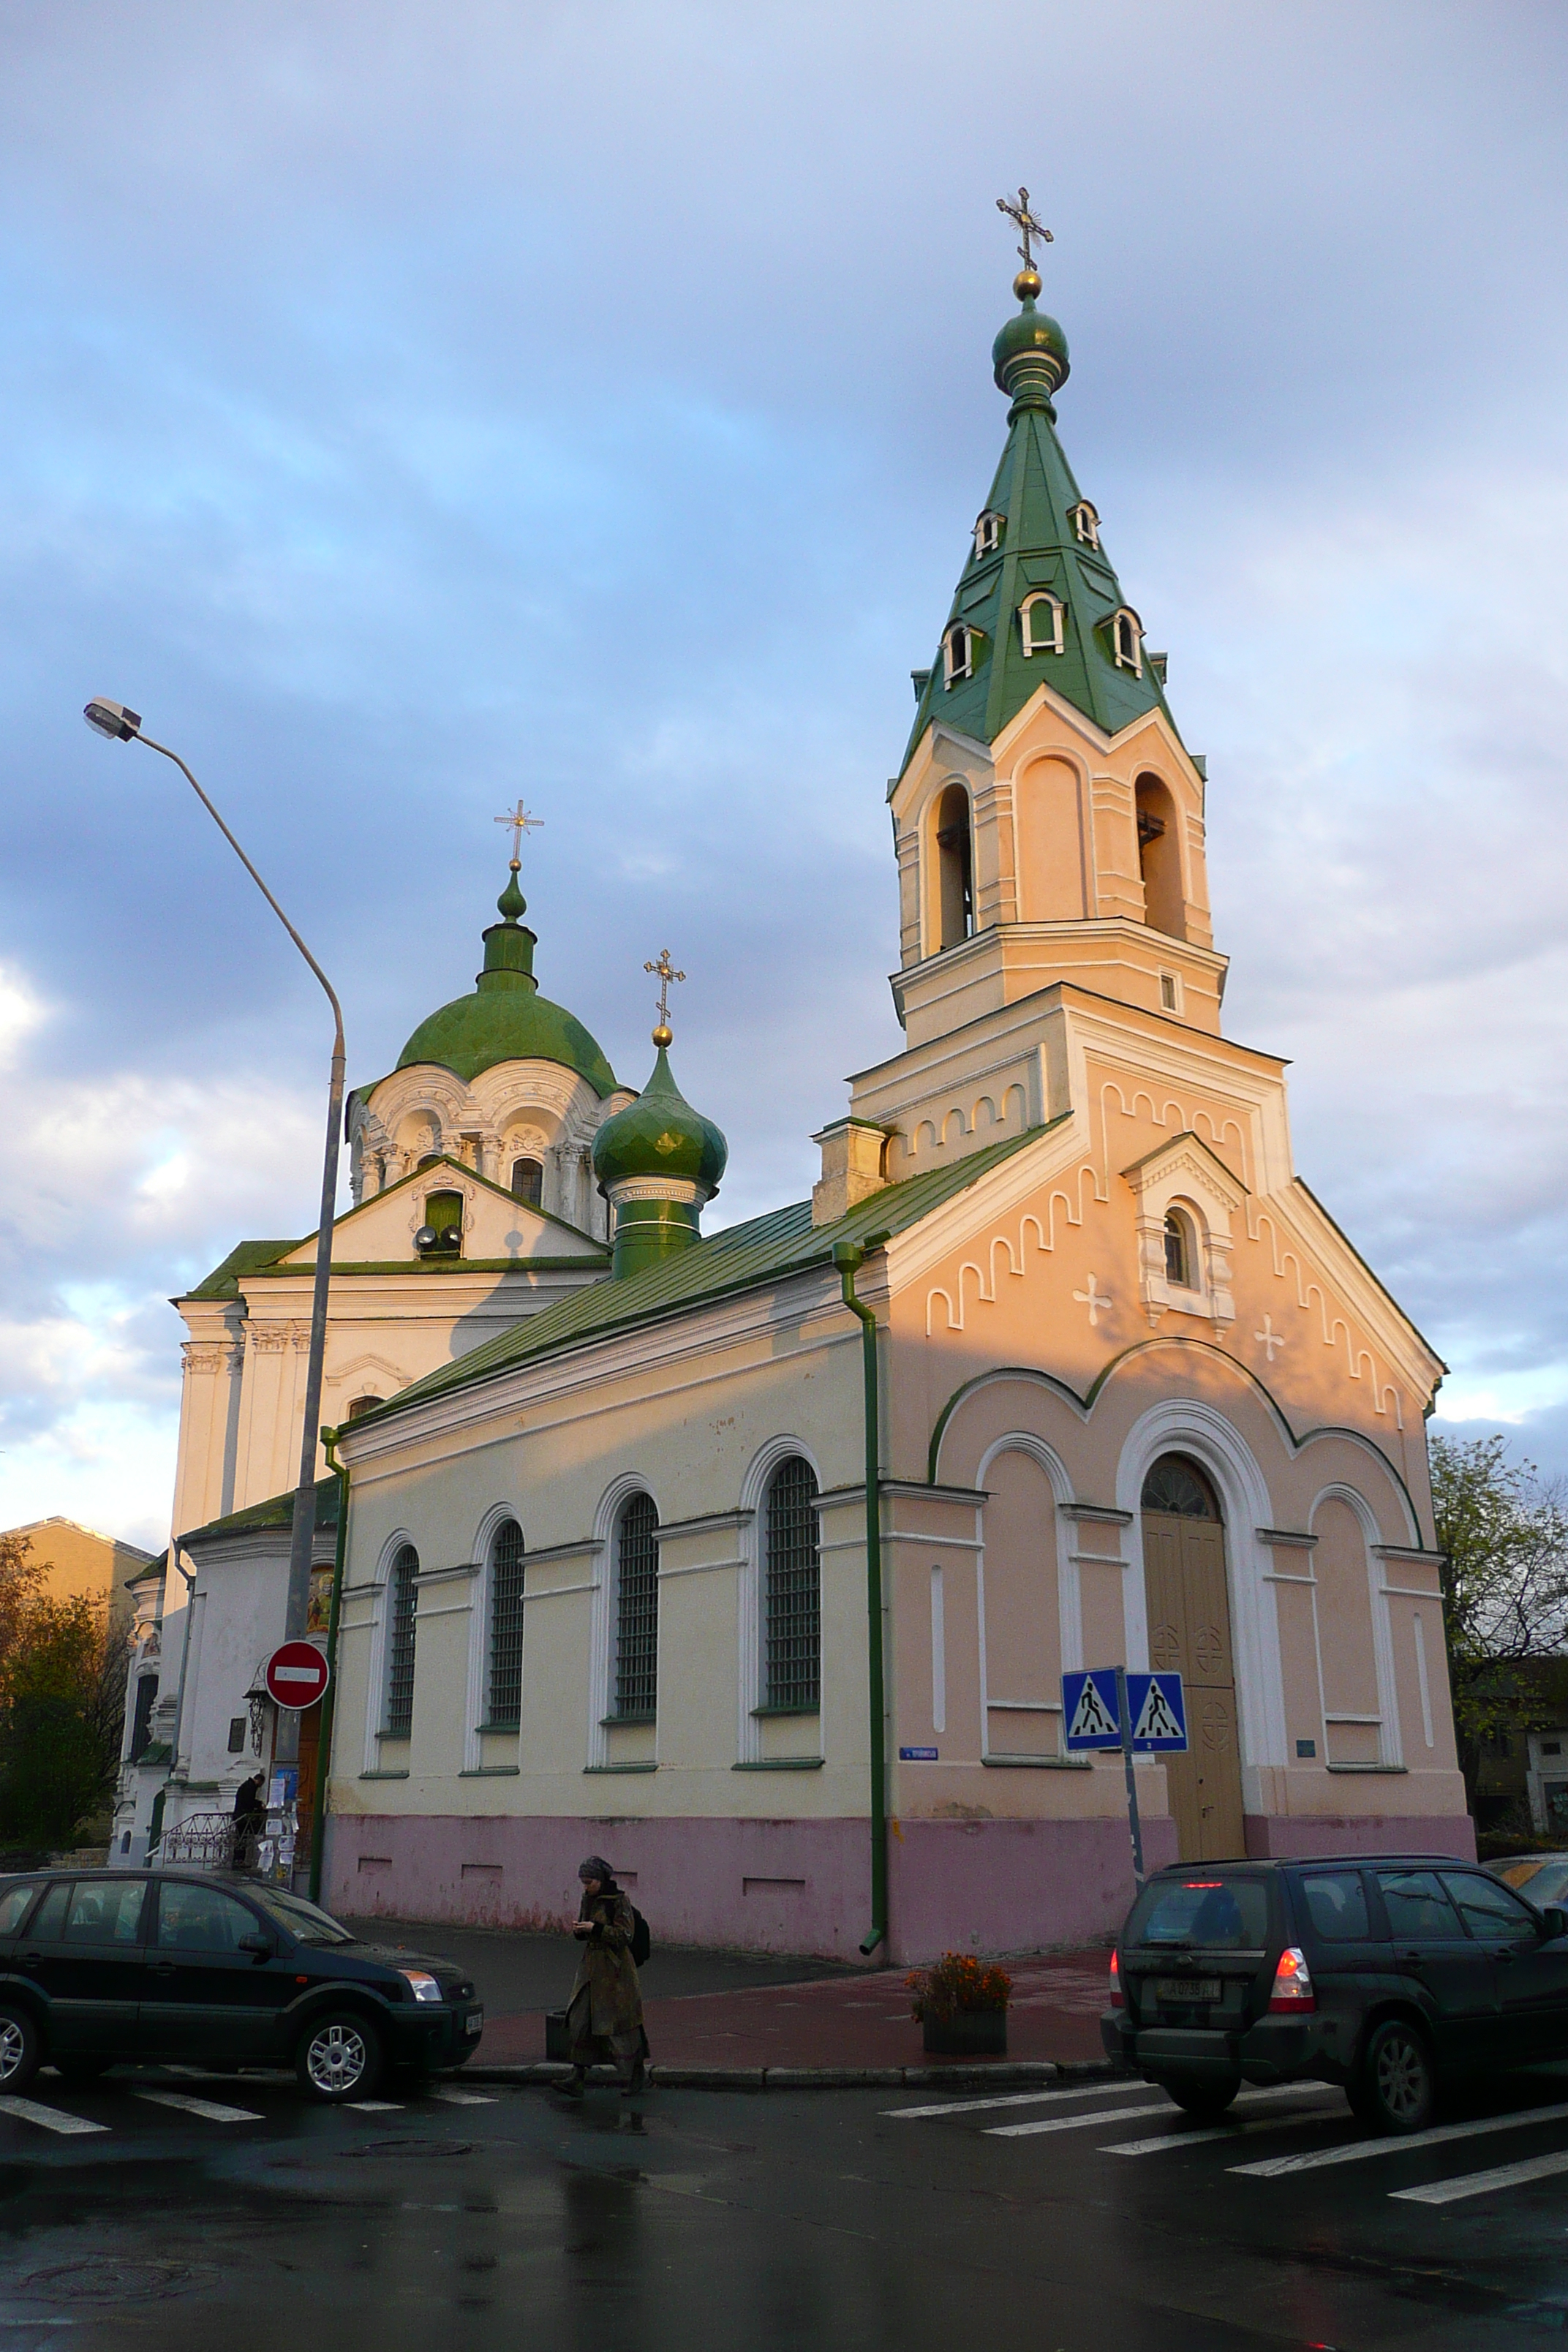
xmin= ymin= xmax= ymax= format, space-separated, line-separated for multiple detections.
xmin=510 ymin=1157 xmax=543 ymax=1208
xmin=1141 ymin=1455 xmax=1221 ymax=1520
xmin=1068 ymin=500 xmax=1100 ymax=549
xmin=1111 ymin=608 xmax=1143 ymax=674
xmin=973 ymin=510 xmax=1003 ymax=559
xmin=764 ymin=1458 xmax=821 ymax=1711
xmin=1019 ymin=592 xmax=1064 ymax=657
xmin=385 ymin=1544 xmax=419 ymax=1738
xmin=417 ymin=1153 xmax=441 ymax=1169
xmin=934 ymin=783 xmax=975 ymax=952
xmin=346 ymin=1395 xmax=380 ymax=1422
xmin=487 ymin=1518 xmax=525 ymax=1727
xmin=613 ymin=1493 xmax=659 ymax=1721
xmin=942 ymin=622 xmax=979 ymax=686
xmin=1164 ymin=1207 xmax=1197 ymax=1290
xmin=1135 ymin=774 xmax=1185 ymax=938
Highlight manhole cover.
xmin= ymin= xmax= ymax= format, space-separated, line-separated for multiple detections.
xmin=20 ymin=2258 xmax=219 ymax=2305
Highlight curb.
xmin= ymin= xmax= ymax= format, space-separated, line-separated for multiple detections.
xmin=463 ymin=2057 xmax=1126 ymax=2091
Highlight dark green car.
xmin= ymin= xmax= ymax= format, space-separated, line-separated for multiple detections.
xmin=0 ymin=1870 xmax=483 ymax=2101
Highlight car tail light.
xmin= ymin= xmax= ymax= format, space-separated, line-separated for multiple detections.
xmin=1268 ymin=1945 xmax=1316 ymax=2013
xmin=1109 ymin=1948 xmax=1124 ymax=2009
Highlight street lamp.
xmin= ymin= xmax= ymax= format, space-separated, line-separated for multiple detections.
xmin=83 ymin=697 xmax=345 ymax=1842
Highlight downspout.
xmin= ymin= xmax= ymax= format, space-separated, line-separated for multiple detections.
xmin=308 ymin=1426 xmax=350 ymax=1907
xmin=833 ymin=1240 xmax=886 ymax=1959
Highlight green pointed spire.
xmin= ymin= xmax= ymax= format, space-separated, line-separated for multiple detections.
xmin=900 ymin=267 xmax=1180 ymax=774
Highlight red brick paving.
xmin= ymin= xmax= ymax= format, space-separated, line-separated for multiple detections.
xmin=477 ymin=1948 xmax=1112 ymax=2069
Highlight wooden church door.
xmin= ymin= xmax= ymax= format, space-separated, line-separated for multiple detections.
xmin=1140 ymin=1455 xmax=1245 ymax=1861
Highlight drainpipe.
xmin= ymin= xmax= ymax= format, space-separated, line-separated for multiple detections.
xmin=833 ymin=1240 xmax=887 ymax=1959
xmin=308 ymin=1426 xmax=350 ymax=1907
xmin=160 ymin=1549 xmax=198 ymax=1806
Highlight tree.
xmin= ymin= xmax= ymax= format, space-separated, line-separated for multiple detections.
xmin=1431 ymin=1433 xmax=1568 ymax=1810
xmin=0 ymin=1535 xmax=129 ymax=1850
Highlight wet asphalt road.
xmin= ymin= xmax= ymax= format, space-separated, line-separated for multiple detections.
xmin=1 ymin=2062 xmax=1567 ymax=2348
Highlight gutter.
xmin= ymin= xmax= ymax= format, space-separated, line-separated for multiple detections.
xmin=833 ymin=1240 xmax=887 ymax=1959
xmin=308 ymin=1426 xmax=350 ymax=1907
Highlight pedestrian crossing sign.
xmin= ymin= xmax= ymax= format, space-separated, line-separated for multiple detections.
xmin=1126 ymin=1671 xmax=1188 ymax=1752
xmin=1061 ymin=1669 xmax=1123 ymax=1750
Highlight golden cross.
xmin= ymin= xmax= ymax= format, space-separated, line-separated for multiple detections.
xmin=494 ymin=798 xmax=544 ymax=868
xmin=644 ymin=948 xmax=685 ymax=1029
xmin=996 ymin=186 xmax=1052 ymax=272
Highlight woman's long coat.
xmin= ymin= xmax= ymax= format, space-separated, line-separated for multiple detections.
xmin=568 ymin=1886 xmax=644 ymax=2043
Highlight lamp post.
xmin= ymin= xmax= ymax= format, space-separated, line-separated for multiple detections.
xmin=83 ymin=698 xmax=344 ymax=1842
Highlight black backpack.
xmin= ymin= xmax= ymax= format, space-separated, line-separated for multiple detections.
xmin=629 ymin=1907 xmax=651 ymax=1968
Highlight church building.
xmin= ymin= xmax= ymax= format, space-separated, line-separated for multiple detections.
xmin=309 ymin=246 xmax=1471 ymax=1961
xmin=118 ymin=233 xmax=1470 ymax=1951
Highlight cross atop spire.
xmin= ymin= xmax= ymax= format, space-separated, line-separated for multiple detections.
xmin=494 ymin=798 xmax=544 ymax=871
xmin=644 ymin=948 xmax=685 ymax=1047
xmin=996 ymin=186 xmax=1052 ymax=277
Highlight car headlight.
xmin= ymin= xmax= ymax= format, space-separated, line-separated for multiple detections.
xmin=399 ymin=1969 xmax=444 ymax=2004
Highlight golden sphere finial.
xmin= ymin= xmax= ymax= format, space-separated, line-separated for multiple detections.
xmin=1013 ymin=266 xmax=1041 ymax=301
xmin=652 ymin=1022 xmax=673 ymax=1049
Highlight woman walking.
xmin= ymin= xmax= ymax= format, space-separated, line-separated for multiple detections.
xmin=560 ymin=1855 xmax=648 ymax=2096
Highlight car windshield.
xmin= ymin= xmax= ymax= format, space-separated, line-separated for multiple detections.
xmin=245 ymin=1886 xmax=358 ymax=1947
xmin=1126 ymin=1875 xmax=1269 ymax=1950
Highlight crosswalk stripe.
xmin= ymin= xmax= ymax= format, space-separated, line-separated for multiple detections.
xmin=989 ymin=2100 xmax=1173 ymax=2139
xmin=1104 ymin=2095 xmax=1345 ymax=2157
xmin=886 ymin=2081 xmax=1150 ymax=2121
xmin=1391 ymin=2146 xmax=1568 ymax=2206
xmin=0 ymin=2095 xmax=108 ymax=2137
xmin=135 ymin=2090 xmax=263 ymax=2123
xmin=353 ymin=2100 xmax=404 ymax=2112
xmin=429 ymin=2087 xmax=495 ymax=2106
xmin=1232 ymin=2096 xmax=1568 ymax=2177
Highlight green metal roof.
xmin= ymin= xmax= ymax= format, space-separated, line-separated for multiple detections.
xmin=900 ymin=290 xmax=1180 ymax=774
xmin=182 ymin=1477 xmax=339 ymax=1548
xmin=184 ymin=1239 xmax=301 ymax=1301
xmin=358 ymin=1120 xmax=1060 ymax=1428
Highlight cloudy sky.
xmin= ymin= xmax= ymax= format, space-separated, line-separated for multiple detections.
xmin=1 ymin=2 xmax=1564 ymax=1550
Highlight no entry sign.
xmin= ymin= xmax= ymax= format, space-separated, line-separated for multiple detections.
xmin=264 ymin=1641 xmax=330 ymax=1710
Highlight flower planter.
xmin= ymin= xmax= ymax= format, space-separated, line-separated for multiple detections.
xmin=921 ymin=2008 xmax=1008 ymax=2057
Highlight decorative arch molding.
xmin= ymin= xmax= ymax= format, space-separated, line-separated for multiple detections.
xmin=976 ymin=1430 xmax=1082 ymax=1690
xmin=930 ymin=1365 xmax=1092 ymax=1487
xmin=1308 ymin=1479 xmax=1403 ymax=1768
xmin=363 ymin=1528 xmax=419 ymax=1774
xmin=1116 ymin=1400 xmax=1289 ymax=1778
xmin=587 ymin=1471 xmax=659 ymax=1769
xmin=737 ymin=1433 xmax=824 ymax=1764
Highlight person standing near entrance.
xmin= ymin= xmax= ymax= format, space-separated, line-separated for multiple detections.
xmin=559 ymin=1856 xmax=648 ymax=2096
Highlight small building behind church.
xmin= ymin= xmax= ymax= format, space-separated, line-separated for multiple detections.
xmin=315 ymin=253 xmax=1469 ymax=1961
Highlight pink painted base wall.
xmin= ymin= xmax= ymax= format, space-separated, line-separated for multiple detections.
xmin=1243 ymin=1813 xmax=1477 ymax=1861
xmin=325 ymin=1809 xmax=1478 ymax=1960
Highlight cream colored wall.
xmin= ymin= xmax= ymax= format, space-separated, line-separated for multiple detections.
xmin=331 ymin=1286 xmax=873 ymax=1828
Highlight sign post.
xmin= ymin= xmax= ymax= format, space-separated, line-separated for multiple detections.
xmin=260 ymin=1644 xmax=329 ymax=1885
xmin=1063 ymin=1667 xmax=1189 ymax=1896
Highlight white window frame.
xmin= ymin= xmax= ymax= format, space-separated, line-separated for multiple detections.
xmin=1019 ymin=591 xmax=1064 ymax=657
xmin=943 ymin=622 xmax=976 ymax=686
xmin=363 ymin=1531 xmax=418 ymax=1771
xmin=973 ymin=510 xmax=1003 ymax=558
xmin=1068 ymin=500 xmax=1100 ymax=549
xmin=737 ymin=1436 xmax=823 ymax=1764
xmin=586 ymin=1472 xmax=659 ymax=1768
xmin=1112 ymin=607 xmax=1143 ymax=674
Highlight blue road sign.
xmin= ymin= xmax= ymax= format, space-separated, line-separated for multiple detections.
xmin=1126 ymin=1671 xmax=1188 ymax=1752
xmin=1062 ymin=1669 xmax=1124 ymax=1750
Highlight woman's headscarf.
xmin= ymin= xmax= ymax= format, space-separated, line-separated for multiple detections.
xmin=578 ymin=1855 xmax=616 ymax=1887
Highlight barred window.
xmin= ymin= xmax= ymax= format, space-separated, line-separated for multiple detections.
xmin=614 ymin=1493 xmax=659 ymax=1720
xmin=385 ymin=1544 xmax=419 ymax=1738
xmin=764 ymin=1457 xmax=821 ymax=1710
xmin=488 ymin=1518 xmax=525 ymax=1726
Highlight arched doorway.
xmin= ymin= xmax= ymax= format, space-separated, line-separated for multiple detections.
xmin=1140 ymin=1454 xmax=1245 ymax=1860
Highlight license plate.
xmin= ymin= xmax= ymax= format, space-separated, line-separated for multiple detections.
xmin=1155 ymin=1977 xmax=1220 ymax=2002
xmin=465 ymin=2009 xmax=484 ymax=2035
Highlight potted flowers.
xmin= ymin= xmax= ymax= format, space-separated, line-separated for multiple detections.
xmin=906 ymin=1951 xmax=1012 ymax=2056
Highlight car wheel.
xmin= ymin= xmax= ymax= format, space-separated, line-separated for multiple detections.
xmin=53 ymin=2057 xmax=113 ymax=2087
xmin=0 ymin=2008 xmax=42 ymax=2094
xmin=1355 ymin=2019 xmax=1436 ymax=2134
xmin=1166 ymin=2075 xmax=1240 ymax=2122
xmin=296 ymin=2011 xmax=385 ymax=2103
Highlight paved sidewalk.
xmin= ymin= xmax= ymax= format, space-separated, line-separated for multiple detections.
xmin=475 ymin=1948 xmax=1112 ymax=2070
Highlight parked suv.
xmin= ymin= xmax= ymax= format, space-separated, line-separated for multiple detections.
xmin=0 ymin=1870 xmax=483 ymax=2102
xmin=1101 ymin=1854 xmax=1568 ymax=2133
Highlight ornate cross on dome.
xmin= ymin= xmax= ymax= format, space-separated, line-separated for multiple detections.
xmin=996 ymin=186 xmax=1052 ymax=273
xmin=495 ymin=798 xmax=543 ymax=870
xmin=644 ymin=948 xmax=685 ymax=1045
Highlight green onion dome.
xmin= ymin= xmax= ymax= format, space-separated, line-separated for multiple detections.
xmin=591 ymin=1045 xmax=728 ymax=1197
xmin=992 ymin=268 xmax=1070 ymax=413
xmin=395 ymin=864 xmax=618 ymax=1096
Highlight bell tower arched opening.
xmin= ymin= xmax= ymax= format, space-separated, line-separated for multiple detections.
xmin=1135 ymin=774 xmax=1186 ymax=940
xmin=934 ymin=783 xmax=975 ymax=952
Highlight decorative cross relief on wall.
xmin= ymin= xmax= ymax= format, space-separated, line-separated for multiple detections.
xmin=1072 ymin=1275 xmax=1112 ymax=1327
xmin=1255 ymin=1315 xmax=1284 ymax=1362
